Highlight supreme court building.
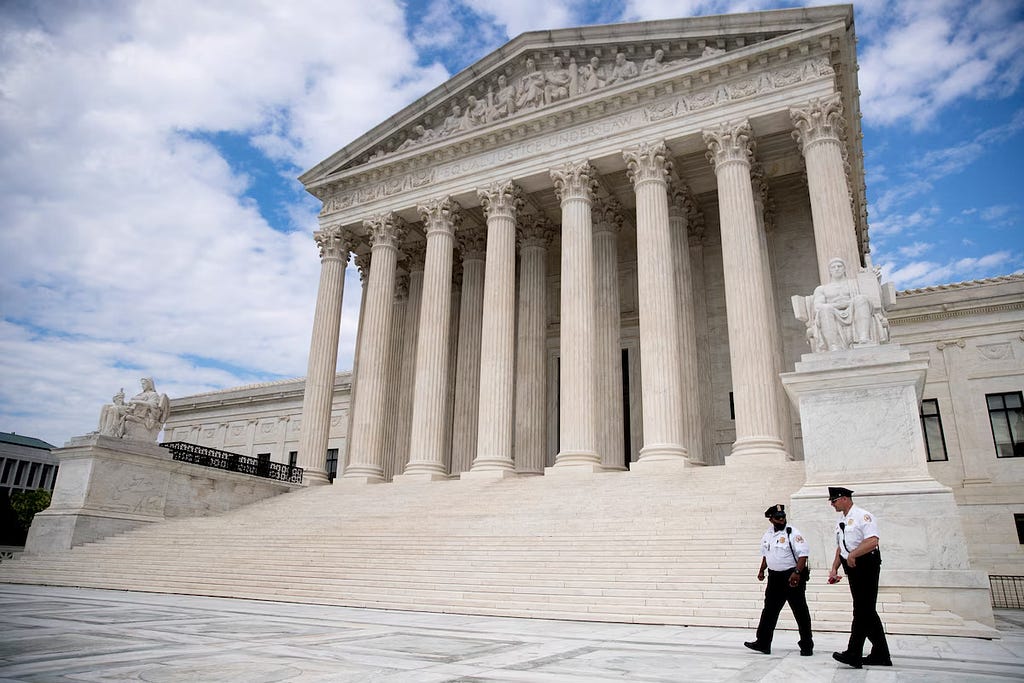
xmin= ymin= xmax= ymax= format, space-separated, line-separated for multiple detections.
xmin=165 ymin=5 xmax=1024 ymax=583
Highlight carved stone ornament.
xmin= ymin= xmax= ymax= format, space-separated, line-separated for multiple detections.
xmin=402 ymin=241 xmax=427 ymax=271
xmin=354 ymin=252 xmax=371 ymax=282
xmin=703 ymin=119 xmax=755 ymax=169
xmin=96 ymin=377 xmax=171 ymax=442
xmin=518 ymin=213 xmax=557 ymax=248
xmin=363 ymin=213 xmax=407 ymax=250
xmin=791 ymin=257 xmax=893 ymax=353
xmin=417 ymin=196 xmax=463 ymax=236
xmin=550 ymin=160 xmax=598 ymax=203
xmin=456 ymin=225 xmax=488 ymax=260
xmin=936 ymin=339 xmax=966 ymax=350
xmin=477 ymin=180 xmax=523 ymax=219
xmin=313 ymin=225 xmax=355 ymax=261
xmin=592 ymin=196 xmax=625 ymax=234
xmin=977 ymin=342 xmax=1012 ymax=360
xmin=394 ymin=271 xmax=411 ymax=301
xmin=790 ymin=92 xmax=845 ymax=152
xmin=623 ymin=140 xmax=672 ymax=187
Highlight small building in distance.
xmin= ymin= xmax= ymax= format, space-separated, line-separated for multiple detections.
xmin=0 ymin=432 xmax=58 ymax=498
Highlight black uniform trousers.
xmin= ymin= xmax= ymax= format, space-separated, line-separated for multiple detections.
xmin=754 ymin=568 xmax=813 ymax=650
xmin=840 ymin=551 xmax=890 ymax=658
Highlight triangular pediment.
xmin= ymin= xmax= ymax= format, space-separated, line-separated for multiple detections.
xmin=300 ymin=5 xmax=853 ymax=190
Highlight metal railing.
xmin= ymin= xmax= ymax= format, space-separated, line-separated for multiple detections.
xmin=989 ymin=575 xmax=1024 ymax=609
xmin=160 ymin=442 xmax=303 ymax=484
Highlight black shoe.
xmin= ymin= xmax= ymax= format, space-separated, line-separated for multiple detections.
xmin=832 ymin=651 xmax=862 ymax=668
xmin=744 ymin=641 xmax=771 ymax=654
xmin=800 ymin=649 xmax=813 ymax=656
xmin=863 ymin=654 xmax=893 ymax=666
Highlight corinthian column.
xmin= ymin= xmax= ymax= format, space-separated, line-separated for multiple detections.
xmin=623 ymin=141 xmax=688 ymax=467
xmin=344 ymin=214 xmax=405 ymax=482
xmin=297 ymin=225 xmax=353 ymax=485
xmin=790 ymin=93 xmax=861 ymax=282
xmin=592 ymin=197 xmax=626 ymax=470
xmin=400 ymin=197 xmax=462 ymax=481
xmin=549 ymin=161 xmax=601 ymax=471
xmin=450 ymin=228 xmax=486 ymax=475
xmin=703 ymin=120 xmax=787 ymax=463
xmin=669 ymin=184 xmax=704 ymax=465
xmin=394 ymin=242 xmax=425 ymax=473
xmin=466 ymin=180 xmax=521 ymax=478
xmin=380 ymin=273 xmax=408 ymax=481
xmin=514 ymin=213 xmax=554 ymax=475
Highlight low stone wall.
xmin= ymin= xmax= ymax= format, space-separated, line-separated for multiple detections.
xmin=25 ymin=434 xmax=300 ymax=554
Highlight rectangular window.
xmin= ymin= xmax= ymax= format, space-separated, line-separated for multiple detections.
xmin=0 ymin=459 xmax=12 ymax=485
xmin=729 ymin=392 xmax=735 ymax=420
xmin=27 ymin=462 xmax=40 ymax=488
xmin=1016 ymin=514 xmax=1024 ymax=544
xmin=256 ymin=453 xmax=271 ymax=477
xmin=40 ymin=464 xmax=53 ymax=489
xmin=288 ymin=451 xmax=298 ymax=468
xmin=326 ymin=448 xmax=338 ymax=482
xmin=987 ymin=392 xmax=1024 ymax=458
xmin=14 ymin=461 xmax=27 ymax=487
xmin=920 ymin=399 xmax=948 ymax=462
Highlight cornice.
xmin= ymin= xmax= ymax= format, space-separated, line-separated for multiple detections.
xmin=888 ymin=301 xmax=1024 ymax=326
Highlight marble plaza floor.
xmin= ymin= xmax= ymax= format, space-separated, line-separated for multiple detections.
xmin=0 ymin=585 xmax=1021 ymax=682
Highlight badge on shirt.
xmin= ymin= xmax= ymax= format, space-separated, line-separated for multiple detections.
xmin=847 ymin=517 xmax=854 ymax=525
xmin=864 ymin=514 xmax=872 ymax=522
xmin=795 ymin=535 xmax=804 ymax=542
xmin=777 ymin=537 xmax=786 ymax=544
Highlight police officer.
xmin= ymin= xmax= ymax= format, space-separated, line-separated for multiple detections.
xmin=743 ymin=504 xmax=814 ymax=656
xmin=828 ymin=486 xmax=892 ymax=668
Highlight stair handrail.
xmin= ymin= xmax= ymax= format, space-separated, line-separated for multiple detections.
xmin=159 ymin=441 xmax=303 ymax=484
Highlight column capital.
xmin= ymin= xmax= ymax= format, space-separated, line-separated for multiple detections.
xmin=402 ymin=241 xmax=427 ymax=272
xmin=550 ymin=160 xmax=598 ymax=203
xmin=667 ymin=179 xmax=693 ymax=220
xmin=456 ymin=224 xmax=487 ymax=260
xmin=790 ymin=93 xmax=845 ymax=152
xmin=417 ymin=196 xmax=463 ymax=236
xmin=750 ymin=162 xmax=777 ymax=233
xmin=623 ymin=140 xmax=672 ymax=187
xmin=363 ymin=213 xmax=406 ymax=250
xmin=592 ymin=196 xmax=625 ymax=236
xmin=477 ymin=180 xmax=523 ymax=219
xmin=354 ymin=252 xmax=371 ymax=283
xmin=703 ymin=119 xmax=755 ymax=170
xmin=394 ymin=271 xmax=410 ymax=301
xmin=517 ymin=212 xmax=557 ymax=248
xmin=313 ymin=225 xmax=355 ymax=262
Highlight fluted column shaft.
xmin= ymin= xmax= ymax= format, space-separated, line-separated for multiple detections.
xmin=394 ymin=247 xmax=424 ymax=473
xmin=404 ymin=198 xmax=461 ymax=478
xmin=624 ymin=141 xmax=687 ymax=463
xmin=450 ymin=233 xmax=486 ymax=475
xmin=592 ymin=203 xmax=626 ymax=470
xmin=297 ymin=226 xmax=352 ymax=485
xmin=550 ymin=161 xmax=601 ymax=468
xmin=669 ymin=188 xmax=703 ymax=464
xmin=704 ymin=120 xmax=786 ymax=462
xmin=345 ymin=214 xmax=405 ymax=481
xmin=791 ymin=93 xmax=861 ymax=282
xmin=380 ymin=279 xmax=407 ymax=481
xmin=471 ymin=181 xmax=521 ymax=474
xmin=514 ymin=219 xmax=552 ymax=475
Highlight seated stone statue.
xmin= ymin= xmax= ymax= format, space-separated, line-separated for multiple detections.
xmin=97 ymin=377 xmax=171 ymax=442
xmin=792 ymin=257 xmax=893 ymax=353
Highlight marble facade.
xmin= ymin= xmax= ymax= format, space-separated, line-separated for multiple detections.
xmin=163 ymin=6 xmax=1024 ymax=599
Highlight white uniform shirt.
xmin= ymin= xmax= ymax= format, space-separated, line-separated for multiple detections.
xmin=835 ymin=504 xmax=879 ymax=559
xmin=760 ymin=525 xmax=809 ymax=571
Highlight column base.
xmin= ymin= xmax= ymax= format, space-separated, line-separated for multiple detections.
xmin=302 ymin=470 xmax=331 ymax=486
xmin=726 ymin=437 xmax=787 ymax=465
xmin=545 ymin=463 xmax=604 ymax=477
xmin=460 ymin=468 xmax=518 ymax=481
xmin=637 ymin=443 xmax=688 ymax=461
xmin=336 ymin=474 xmax=384 ymax=486
xmin=392 ymin=471 xmax=450 ymax=484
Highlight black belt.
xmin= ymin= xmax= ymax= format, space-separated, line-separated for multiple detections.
xmin=768 ymin=567 xmax=799 ymax=574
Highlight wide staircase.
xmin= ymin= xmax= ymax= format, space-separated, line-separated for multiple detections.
xmin=0 ymin=460 xmax=994 ymax=636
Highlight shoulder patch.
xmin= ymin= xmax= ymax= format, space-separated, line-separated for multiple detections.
xmin=795 ymin=535 xmax=804 ymax=543
xmin=864 ymin=514 xmax=872 ymax=522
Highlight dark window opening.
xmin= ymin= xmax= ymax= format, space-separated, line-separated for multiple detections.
xmin=987 ymin=392 xmax=1024 ymax=458
xmin=920 ymin=398 xmax=948 ymax=462
xmin=326 ymin=448 xmax=338 ymax=482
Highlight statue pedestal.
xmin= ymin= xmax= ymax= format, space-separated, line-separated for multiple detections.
xmin=781 ymin=345 xmax=994 ymax=627
xmin=25 ymin=434 xmax=297 ymax=554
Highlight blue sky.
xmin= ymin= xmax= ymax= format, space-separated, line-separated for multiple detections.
xmin=1 ymin=0 xmax=1022 ymax=446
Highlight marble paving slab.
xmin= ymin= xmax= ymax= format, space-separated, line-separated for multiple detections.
xmin=0 ymin=584 xmax=1021 ymax=682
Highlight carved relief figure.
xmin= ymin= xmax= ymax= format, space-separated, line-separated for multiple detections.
xmin=464 ymin=95 xmax=489 ymax=127
xmin=607 ymin=52 xmax=639 ymax=85
xmin=516 ymin=58 xmax=546 ymax=111
xmin=439 ymin=104 xmax=465 ymax=136
xmin=98 ymin=377 xmax=171 ymax=442
xmin=641 ymin=49 xmax=667 ymax=74
xmin=580 ymin=56 xmax=605 ymax=93
xmin=543 ymin=56 xmax=573 ymax=104
xmin=488 ymin=74 xmax=517 ymax=120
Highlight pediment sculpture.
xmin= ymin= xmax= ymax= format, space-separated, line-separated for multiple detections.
xmin=97 ymin=377 xmax=171 ymax=442
xmin=791 ymin=257 xmax=895 ymax=353
xmin=374 ymin=45 xmax=728 ymax=161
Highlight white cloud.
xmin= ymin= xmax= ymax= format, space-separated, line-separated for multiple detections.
xmin=897 ymin=241 xmax=932 ymax=258
xmin=0 ymin=1 xmax=448 ymax=445
xmin=880 ymin=250 xmax=1020 ymax=289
